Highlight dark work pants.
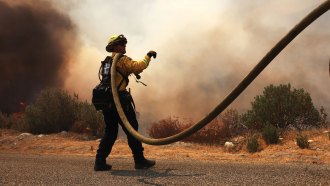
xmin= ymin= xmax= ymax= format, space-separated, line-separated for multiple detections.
xmin=95 ymin=92 xmax=144 ymax=163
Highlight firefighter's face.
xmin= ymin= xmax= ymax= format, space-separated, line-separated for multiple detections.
xmin=113 ymin=44 xmax=126 ymax=54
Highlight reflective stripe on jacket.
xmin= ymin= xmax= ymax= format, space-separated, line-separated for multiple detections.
xmin=111 ymin=53 xmax=151 ymax=91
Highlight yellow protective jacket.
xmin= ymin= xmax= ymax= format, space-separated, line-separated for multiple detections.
xmin=111 ymin=53 xmax=151 ymax=91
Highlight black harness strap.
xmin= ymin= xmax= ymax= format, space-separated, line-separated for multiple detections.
xmin=116 ymin=69 xmax=129 ymax=90
xmin=113 ymin=54 xmax=129 ymax=90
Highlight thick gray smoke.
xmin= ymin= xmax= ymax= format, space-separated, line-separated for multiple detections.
xmin=0 ymin=0 xmax=78 ymax=113
xmin=55 ymin=0 xmax=329 ymax=126
xmin=131 ymin=1 xmax=330 ymax=123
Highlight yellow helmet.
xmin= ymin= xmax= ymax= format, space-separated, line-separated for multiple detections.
xmin=106 ymin=34 xmax=127 ymax=52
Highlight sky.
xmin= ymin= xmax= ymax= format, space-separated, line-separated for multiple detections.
xmin=2 ymin=0 xmax=329 ymax=128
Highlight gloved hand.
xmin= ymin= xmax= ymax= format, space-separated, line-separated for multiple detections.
xmin=147 ymin=50 xmax=157 ymax=59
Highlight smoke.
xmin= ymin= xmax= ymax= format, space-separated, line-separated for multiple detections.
xmin=127 ymin=0 xmax=330 ymax=124
xmin=62 ymin=0 xmax=329 ymax=125
xmin=0 ymin=0 xmax=78 ymax=113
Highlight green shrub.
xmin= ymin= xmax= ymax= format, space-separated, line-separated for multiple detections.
xmin=296 ymin=132 xmax=309 ymax=149
xmin=247 ymin=134 xmax=259 ymax=153
xmin=262 ymin=123 xmax=279 ymax=144
xmin=22 ymin=88 xmax=105 ymax=136
xmin=24 ymin=88 xmax=76 ymax=134
xmin=73 ymin=101 xmax=104 ymax=137
xmin=5 ymin=88 xmax=105 ymax=137
xmin=241 ymin=84 xmax=322 ymax=130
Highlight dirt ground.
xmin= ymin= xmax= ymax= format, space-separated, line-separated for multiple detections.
xmin=0 ymin=129 xmax=329 ymax=164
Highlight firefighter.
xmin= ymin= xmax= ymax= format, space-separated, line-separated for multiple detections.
xmin=94 ymin=34 xmax=157 ymax=171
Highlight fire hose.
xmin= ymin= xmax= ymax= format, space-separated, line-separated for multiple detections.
xmin=111 ymin=0 xmax=330 ymax=145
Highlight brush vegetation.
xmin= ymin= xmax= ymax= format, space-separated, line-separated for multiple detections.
xmin=246 ymin=134 xmax=260 ymax=153
xmin=0 ymin=83 xmax=328 ymax=146
xmin=0 ymin=88 xmax=104 ymax=137
xmin=296 ymin=132 xmax=310 ymax=149
xmin=241 ymin=83 xmax=323 ymax=130
xmin=149 ymin=108 xmax=245 ymax=145
xmin=148 ymin=83 xmax=328 ymax=147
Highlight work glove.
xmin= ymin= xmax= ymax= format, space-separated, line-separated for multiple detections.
xmin=147 ymin=50 xmax=157 ymax=59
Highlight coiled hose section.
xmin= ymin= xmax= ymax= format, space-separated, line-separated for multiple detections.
xmin=111 ymin=0 xmax=330 ymax=145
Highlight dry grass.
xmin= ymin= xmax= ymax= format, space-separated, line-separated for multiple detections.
xmin=0 ymin=129 xmax=329 ymax=164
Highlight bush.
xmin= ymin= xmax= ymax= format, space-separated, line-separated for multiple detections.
xmin=0 ymin=112 xmax=27 ymax=131
xmin=9 ymin=114 xmax=28 ymax=131
xmin=319 ymin=106 xmax=328 ymax=127
xmin=148 ymin=116 xmax=233 ymax=145
xmin=247 ymin=134 xmax=259 ymax=153
xmin=221 ymin=108 xmax=246 ymax=136
xmin=3 ymin=88 xmax=105 ymax=136
xmin=24 ymin=88 xmax=76 ymax=134
xmin=296 ymin=132 xmax=309 ymax=149
xmin=148 ymin=116 xmax=183 ymax=139
xmin=73 ymin=101 xmax=104 ymax=137
xmin=0 ymin=112 xmax=10 ymax=129
xmin=241 ymin=83 xmax=322 ymax=130
xmin=22 ymin=88 xmax=105 ymax=136
xmin=183 ymin=117 xmax=231 ymax=145
xmin=262 ymin=123 xmax=279 ymax=144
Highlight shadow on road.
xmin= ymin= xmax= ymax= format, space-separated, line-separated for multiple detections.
xmin=110 ymin=168 xmax=205 ymax=186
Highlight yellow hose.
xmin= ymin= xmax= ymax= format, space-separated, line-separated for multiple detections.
xmin=111 ymin=0 xmax=330 ymax=145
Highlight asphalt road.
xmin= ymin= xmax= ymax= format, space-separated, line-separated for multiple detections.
xmin=0 ymin=153 xmax=329 ymax=185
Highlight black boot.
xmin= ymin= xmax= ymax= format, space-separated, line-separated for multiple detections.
xmin=94 ymin=159 xmax=112 ymax=171
xmin=134 ymin=156 xmax=156 ymax=169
